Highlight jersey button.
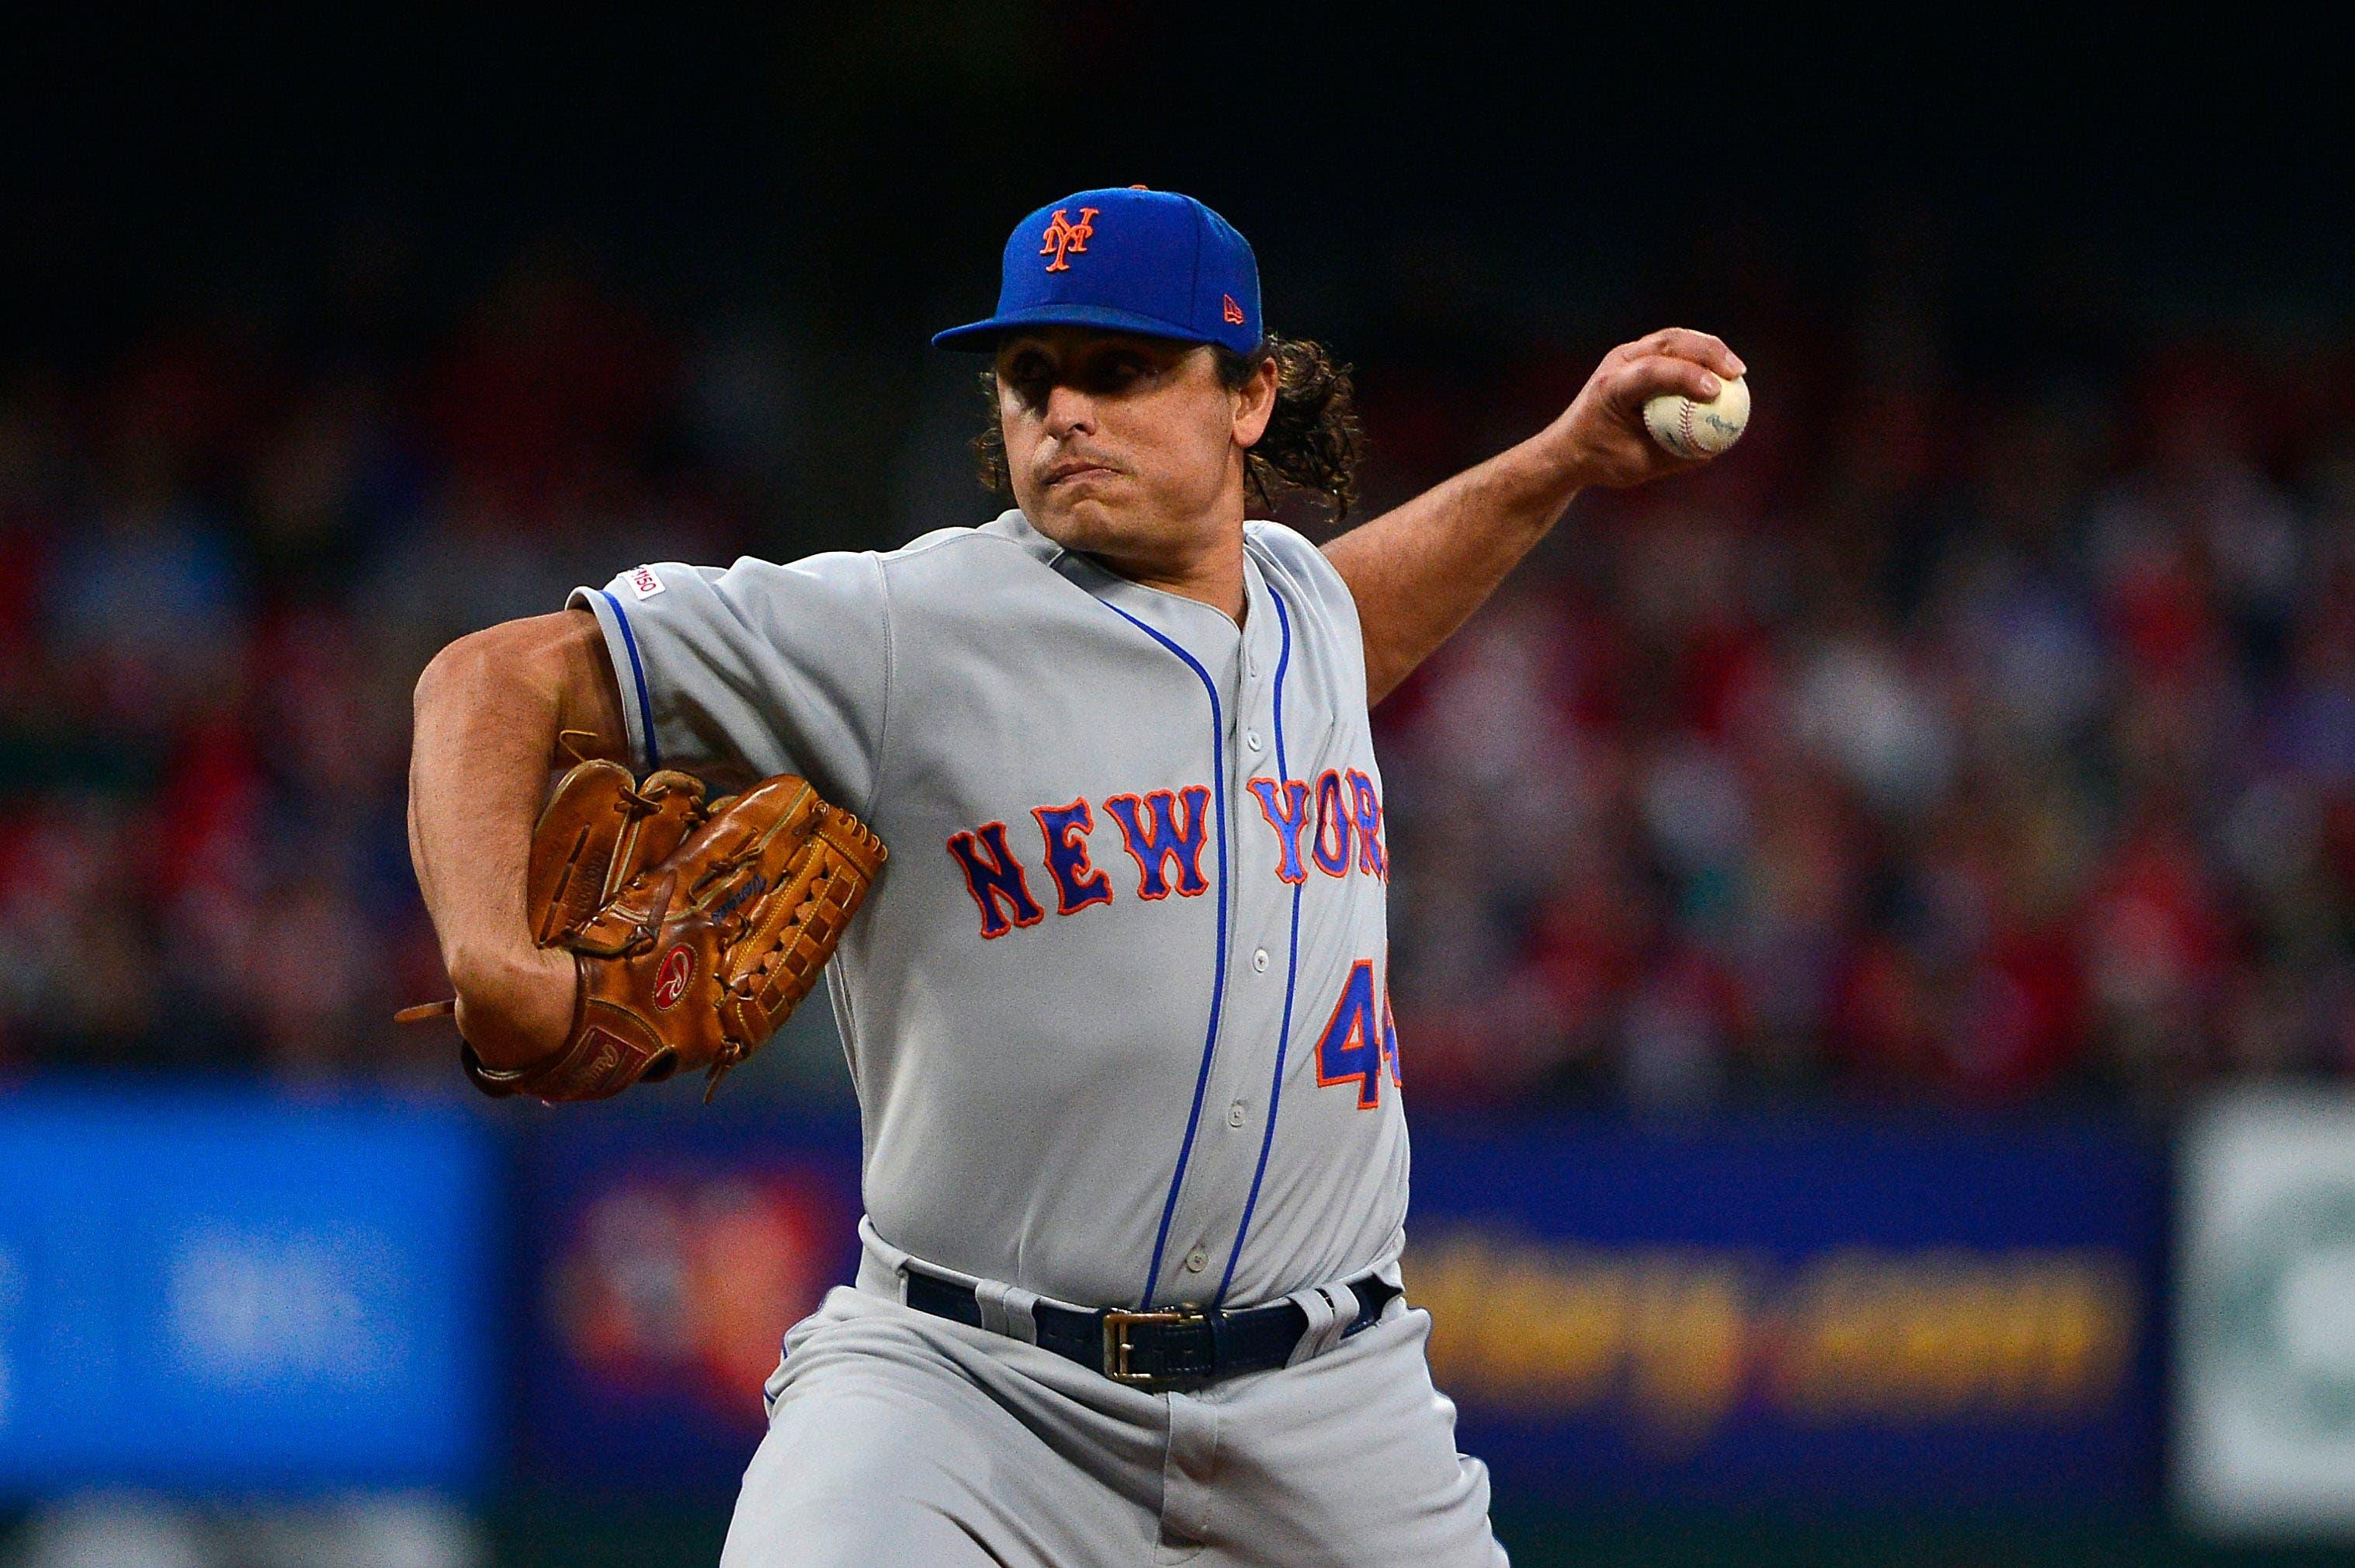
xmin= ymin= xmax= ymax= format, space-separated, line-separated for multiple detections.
xmin=1252 ymin=948 xmax=1270 ymax=973
xmin=1228 ymin=1099 xmax=1247 ymax=1128
xmin=1184 ymin=1247 xmax=1209 ymax=1272
xmin=1246 ymin=729 xmax=1264 ymax=753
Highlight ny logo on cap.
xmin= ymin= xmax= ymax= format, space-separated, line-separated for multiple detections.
xmin=1039 ymin=206 xmax=1099 ymax=272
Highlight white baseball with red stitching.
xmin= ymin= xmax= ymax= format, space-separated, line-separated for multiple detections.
xmin=1643 ymin=374 xmax=1750 ymax=460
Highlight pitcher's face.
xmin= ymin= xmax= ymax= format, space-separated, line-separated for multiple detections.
xmin=995 ymin=328 xmax=1274 ymax=577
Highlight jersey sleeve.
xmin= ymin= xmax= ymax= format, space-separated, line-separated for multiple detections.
xmin=569 ymin=553 xmax=891 ymax=811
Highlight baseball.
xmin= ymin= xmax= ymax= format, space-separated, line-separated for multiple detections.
xmin=1644 ymin=374 xmax=1750 ymax=460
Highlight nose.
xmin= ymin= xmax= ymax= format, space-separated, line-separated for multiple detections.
xmin=1042 ymin=383 xmax=1096 ymax=440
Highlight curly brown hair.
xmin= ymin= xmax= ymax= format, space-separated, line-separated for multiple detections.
xmin=971 ymin=335 xmax=1362 ymax=521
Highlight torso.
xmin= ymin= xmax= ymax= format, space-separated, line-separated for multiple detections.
xmin=840 ymin=512 xmax=1406 ymax=1308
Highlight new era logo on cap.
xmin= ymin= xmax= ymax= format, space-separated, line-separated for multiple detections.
xmin=932 ymin=186 xmax=1262 ymax=357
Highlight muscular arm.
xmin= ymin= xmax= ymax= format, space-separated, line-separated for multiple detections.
xmin=1323 ymin=328 xmax=1744 ymax=705
xmin=407 ymin=608 xmax=629 ymax=1070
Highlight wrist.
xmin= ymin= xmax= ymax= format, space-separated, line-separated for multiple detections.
xmin=1524 ymin=415 xmax=1603 ymax=494
xmin=448 ymin=942 xmax=577 ymax=1070
xmin=444 ymin=937 xmax=546 ymax=997
xmin=1481 ymin=423 xmax=1591 ymax=532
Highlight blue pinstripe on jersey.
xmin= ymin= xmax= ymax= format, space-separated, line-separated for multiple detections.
xmin=597 ymin=588 xmax=662 ymax=771
xmin=1100 ymin=600 xmax=1231 ymax=1308
xmin=1216 ymin=584 xmax=1298 ymax=1306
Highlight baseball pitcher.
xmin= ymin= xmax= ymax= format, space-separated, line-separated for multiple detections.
xmin=406 ymin=186 xmax=1743 ymax=1566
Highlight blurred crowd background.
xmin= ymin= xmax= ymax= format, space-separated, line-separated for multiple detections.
xmin=4 ymin=175 xmax=2351 ymax=1119
xmin=1382 ymin=319 xmax=2355 ymax=1115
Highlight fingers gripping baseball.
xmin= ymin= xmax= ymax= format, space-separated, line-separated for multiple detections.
xmin=1625 ymin=328 xmax=1743 ymax=380
xmin=1618 ymin=353 xmax=1725 ymax=409
xmin=1555 ymin=328 xmax=1748 ymax=489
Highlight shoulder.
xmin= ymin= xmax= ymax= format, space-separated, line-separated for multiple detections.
xmin=880 ymin=510 xmax=1062 ymax=572
xmin=869 ymin=511 xmax=1078 ymax=617
xmin=1245 ymin=519 xmax=1358 ymax=625
xmin=1245 ymin=520 xmax=1368 ymax=709
xmin=879 ymin=526 xmax=991 ymax=562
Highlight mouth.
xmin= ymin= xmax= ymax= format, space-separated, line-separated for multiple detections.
xmin=1043 ymin=459 xmax=1121 ymax=486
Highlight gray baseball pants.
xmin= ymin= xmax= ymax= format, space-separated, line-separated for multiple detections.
xmin=718 ymin=1278 xmax=1506 ymax=1567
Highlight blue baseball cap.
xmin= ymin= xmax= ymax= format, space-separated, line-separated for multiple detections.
xmin=931 ymin=186 xmax=1262 ymax=356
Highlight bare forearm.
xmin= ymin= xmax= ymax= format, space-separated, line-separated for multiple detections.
xmin=1324 ymin=328 xmax=1746 ymax=706
xmin=411 ymin=637 xmax=557 ymax=979
xmin=1322 ymin=435 xmax=1581 ymax=705
xmin=407 ymin=609 xmax=625 ymax=1063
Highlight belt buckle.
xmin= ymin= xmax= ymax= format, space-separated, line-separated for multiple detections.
xmin=1101 ymin=1306 xmax=1209 ymax=1390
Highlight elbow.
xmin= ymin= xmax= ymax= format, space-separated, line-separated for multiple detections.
xmin=413 ymin=636 xmax=461 ymax=721
xmin=414 ymin=626 xmax=498 ymax=720
xmin=414 ymin=616 xmax=565 ymax=720
xmin=413 ymin=611 xmax=615 ymax=757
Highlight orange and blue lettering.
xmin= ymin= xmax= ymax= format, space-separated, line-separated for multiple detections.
xmin=1381 ymin=980 xmax=1402 ymax=1088
xmin=1347 ymin=768 xmax=1387 ymax=879
xmin=1032 ymin=796 xmax=1114 ymax=916
xmin=1105 ymin=786 xmax=1212 ymax=900
xmin=1311 ymin=768 xmax=1352 ymax=878
xmin=946 ymin=821 xmax=1046 ymax=938
xmin=1315 ymin=959 xmax=1384 ymax=1109
xmin=1247 ymin=777 xmax=1311 ymax=885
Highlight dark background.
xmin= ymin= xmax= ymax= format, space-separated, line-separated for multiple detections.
xmin=5 ymin=9 xmax=2354 ymax=1564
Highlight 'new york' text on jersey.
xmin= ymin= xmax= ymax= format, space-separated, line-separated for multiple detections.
xmin=574 ymin=510 xmax=1407 ymax=1310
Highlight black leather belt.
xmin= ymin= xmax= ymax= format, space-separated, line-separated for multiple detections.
xmin=902 ymin=1269 xmax=1400 ymax=1393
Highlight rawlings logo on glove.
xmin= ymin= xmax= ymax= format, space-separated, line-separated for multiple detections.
xmin=400 ymin=760 xmax=886 ymax=1102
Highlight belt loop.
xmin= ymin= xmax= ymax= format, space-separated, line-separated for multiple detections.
xmin=975 ymin=1278 xmax=1041 ymax=1344
xmin=1284 ymin=1282 xmax=1359 ymax=1367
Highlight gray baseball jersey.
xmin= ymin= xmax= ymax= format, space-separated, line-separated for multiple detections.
xmin=571 ymin=507 xmax=1408 ymax=1312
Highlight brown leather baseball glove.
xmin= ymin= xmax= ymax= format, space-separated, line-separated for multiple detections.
xmin=400 ymin=760 xmax=886 ymax=1101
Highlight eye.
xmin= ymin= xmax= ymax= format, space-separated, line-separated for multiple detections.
xmin=1001 ymin=352 xmax=1053 ymax=408
xmin=1088 ymin=352 xmax=1153 ymax=394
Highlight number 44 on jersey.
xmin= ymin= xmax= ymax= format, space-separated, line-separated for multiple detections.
xmin=1316 ymin=958 xmax=1402 ymax=1110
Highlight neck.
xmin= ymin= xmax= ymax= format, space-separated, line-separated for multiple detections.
xmin=1039 ymin=491 xmax=1250 ymax=625
xmin=1112 ymin=530 xmax=1247 ymax=624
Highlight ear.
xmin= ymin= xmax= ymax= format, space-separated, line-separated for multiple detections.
xmin=1231 ymin=354 xmax=1279 ymax=449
